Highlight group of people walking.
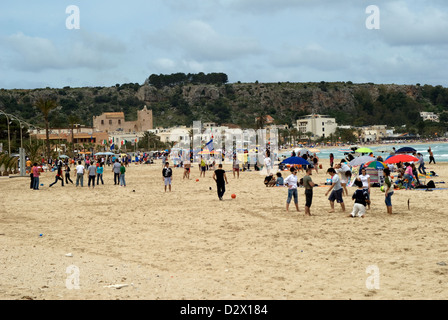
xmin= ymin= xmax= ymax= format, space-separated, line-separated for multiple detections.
xmin=29 ymin=158 xmax=127 ymax=189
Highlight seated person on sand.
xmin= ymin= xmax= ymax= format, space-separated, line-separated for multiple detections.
xmin=264 ymin=174 xmax=276 ymax=187
xmin=276 ymin=172 xmax=284 ymax=186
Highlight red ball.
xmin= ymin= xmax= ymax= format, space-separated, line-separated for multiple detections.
xmin=196 ymin=179 xmax=199 ymax=182
xmin=231 ymin=194 xmax=236 ymax=199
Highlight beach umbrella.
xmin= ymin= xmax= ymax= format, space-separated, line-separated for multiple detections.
xmin=281 ymin=156 xmax=310 ymax=165
xmin=364 ymin=160 xmax=386 ymax=169
xmin=384 ymin=154 xmax=419 ymax=164
xmin=294 ymin=148 xmax=309 ymax=155
xmin=58 ymin=155 xmax=69 ymax=158
xmin=395 ymin=147 xmax=416 ymax=154
xmin=355 ymin=147 xmax=373 ymax=153
xmin=349 ymin=156 xmax=375 ymax=167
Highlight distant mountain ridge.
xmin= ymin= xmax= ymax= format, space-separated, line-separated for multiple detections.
xmin=1 ymin=80 xmax=447 ymax=131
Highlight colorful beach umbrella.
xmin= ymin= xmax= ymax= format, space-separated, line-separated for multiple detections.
xmin=355 ymin=147 xmax=373 ymax=153
xmin=384 ymin=154 xmax=419 ymax=164
xmin=364 ymin=160 xmax=386 ymax=169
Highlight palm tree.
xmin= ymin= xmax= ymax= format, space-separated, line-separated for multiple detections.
xmin=305 ymin=131 xmax=313 ymax=145
xmin=24 ymin=139 xmax=44 ymax=164
xmin=35 ymin=97 xmax=58 ymax=159
xmin=290 ymin=128 xmax=299 ymax=147
xmin=0 ymin=152 xmax=18 ymax=176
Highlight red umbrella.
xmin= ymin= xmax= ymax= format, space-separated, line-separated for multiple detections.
xmin=384 ymin=154 xmax=419 ymax=164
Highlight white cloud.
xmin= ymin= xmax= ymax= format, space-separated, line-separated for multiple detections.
xmin=1 ymin=31 xmax=126 ymax=72
xmin=145 ymin=20 xmax=262 ymax=62
xmin=270 ymin=44 xmax=350 ymax=71
xmin=381 ymin=1 xmax=448 ymax=46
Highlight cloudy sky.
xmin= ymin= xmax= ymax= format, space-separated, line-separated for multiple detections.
xmin=1 ymin=0 xmax=447 ymax=89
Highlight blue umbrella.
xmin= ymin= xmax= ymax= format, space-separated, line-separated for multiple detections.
xmin=395 ymin=147 xmax=416 ymax=154
xmin=281 ymin=156 xmax=310 ymax=165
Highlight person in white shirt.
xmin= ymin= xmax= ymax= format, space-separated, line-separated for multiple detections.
xmin=264 ymin=155 xmax=272 ymax=175
xmin=325 ymin=167 xmax=346 ymax=213
xmin=358 ymin=168 xmax=371 ymax=210
xmin=336 ymin=161 xmax=351 ymax=196
xmin=75 ymin=160 xmax=85 ymax=187
xmin=284 ymin=167 xmax=300 ymax=212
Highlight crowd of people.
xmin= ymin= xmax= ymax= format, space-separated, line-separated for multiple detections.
xmin=26 ymin=146 xmax=440 ymax=219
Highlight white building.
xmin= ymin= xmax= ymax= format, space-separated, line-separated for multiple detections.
xmin=420 ymin=112 xmax=439 ymax=122
xmin=296 ymin=114 xmax=337 ymax=139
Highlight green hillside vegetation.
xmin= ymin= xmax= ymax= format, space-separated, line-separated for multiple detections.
xmin=1 ymin=74 xmax=448 ymax=154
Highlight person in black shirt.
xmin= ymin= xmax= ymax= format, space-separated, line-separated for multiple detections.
xmin=348 ymin=179 xmax=369 ymax=218
xmin=64 ymin=164 xmax=74 ymax=184
xmin=213 ymin=164 xmax=228 ymax=200
xmin=162 ymin=162 xmax=173 ymax=192
xmin=49 ymin=165 xmax=64 ymax=187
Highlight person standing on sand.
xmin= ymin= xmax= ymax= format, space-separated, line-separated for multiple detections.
xmin=213 ymin=164 xmax=228 ymax=200
xmin=96 ymin=162 xmax=104 ymax=185
xmin=119 ymin=162 xmax=126 ymax=187
xmin=428 ymin=147 xmax=436 ymax=164
xmin=284 ymin=167 xmax=300 ymax=212
xmin=75 ymin=160 xmax=85 ymax=187
xmin=383 ymin=168 xmax=394 ymax=215
xmin=32 ymin=163 xmax=40 ymax=190
xmin=112 ymin=159 xmax=121 ymax=185
xmin=87 ymin=161 xmax=97 ymax=188
xmin=200 ymin=157 xmax=207 ymax=178
xmin=325 ymin=168 xmax=345 ymax=213
xmin=302 ymin=167 xmax=315 ymax=216
xmin=30 ymin=163 xmax=35 ymax=189
xmin=183 ymin=158 xmax=191 ymax=179
xmin=329 ymin=153 xmax=334 ymax=168
xmin=162 ymin=161 xmax=172 ymax=192
xmin=232 ymin=155 xmax=240 ymax=178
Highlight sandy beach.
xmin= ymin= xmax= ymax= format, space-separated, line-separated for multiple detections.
xmin=1 ymin=157 xmax=448 ymax=300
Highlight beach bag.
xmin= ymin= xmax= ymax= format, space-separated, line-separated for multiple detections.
xmin=427 ymin=180 xmax=435 ymax=188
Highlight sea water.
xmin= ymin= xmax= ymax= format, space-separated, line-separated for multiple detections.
xmin=280 ymin=142 xmax=448 ymax=163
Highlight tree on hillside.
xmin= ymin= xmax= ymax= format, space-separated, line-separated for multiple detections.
xmin=34 ymin=96 xmax=58 ymax=159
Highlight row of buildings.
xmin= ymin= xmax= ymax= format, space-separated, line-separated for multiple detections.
xmin=30 ymin=106 xmax=441 ymax=152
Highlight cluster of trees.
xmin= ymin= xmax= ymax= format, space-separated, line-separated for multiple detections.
xmin=147 ymin=72 xmax=228 ymax=89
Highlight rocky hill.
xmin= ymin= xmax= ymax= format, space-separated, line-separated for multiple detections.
xmin=1 ymin=81 xmax=447 ymax=131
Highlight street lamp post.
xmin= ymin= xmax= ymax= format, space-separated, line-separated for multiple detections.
xmin=10 ymin=115 xmax=23 ymax=150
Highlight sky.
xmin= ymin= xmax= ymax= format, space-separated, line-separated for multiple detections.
xmin=0 ymin=0 xmax=447 ymax=89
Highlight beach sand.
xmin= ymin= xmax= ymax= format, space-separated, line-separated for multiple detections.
xmin=1 ymin=158 xmax=448 ymax=300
